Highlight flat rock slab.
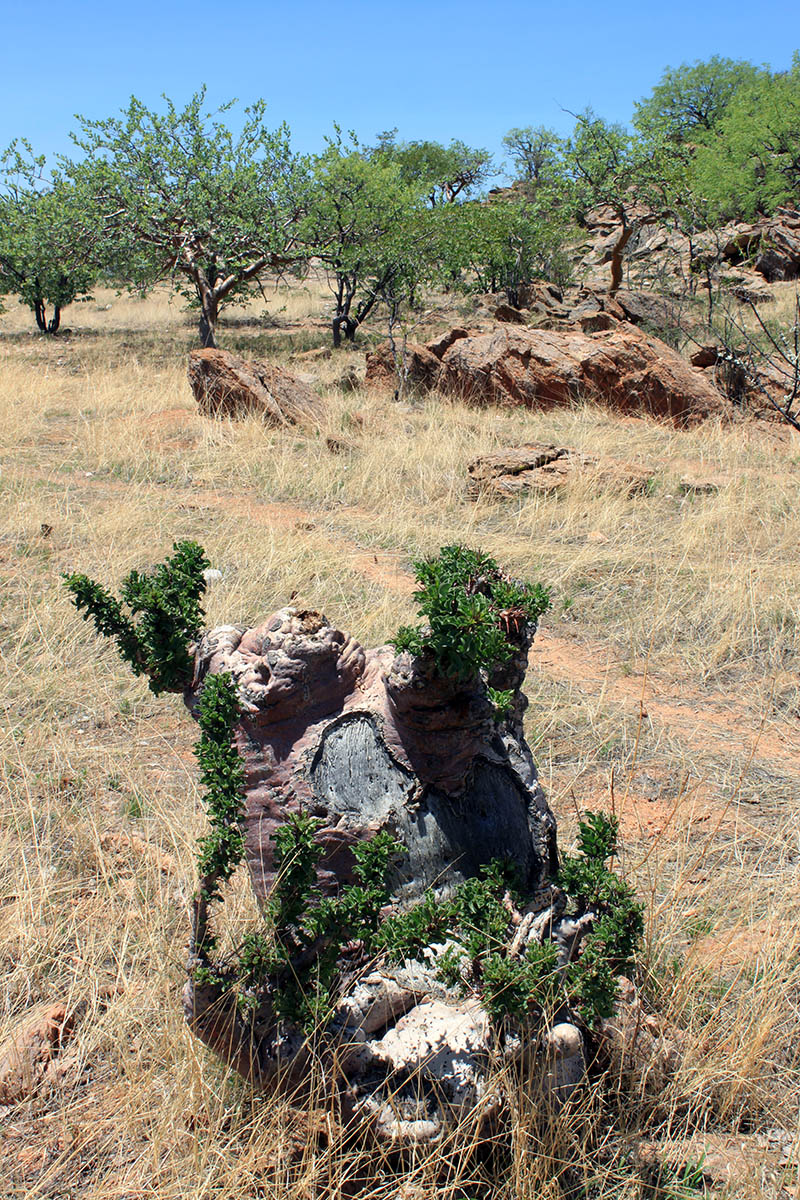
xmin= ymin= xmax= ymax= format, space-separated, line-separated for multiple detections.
xmin=468 ymin=443 xmax=653 ymax=498
xmin=188 ymin=348 xmax=323 ymax=426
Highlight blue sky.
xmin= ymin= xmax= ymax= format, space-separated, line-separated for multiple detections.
xmin=1 ymin=0 xmax=798 ymax=173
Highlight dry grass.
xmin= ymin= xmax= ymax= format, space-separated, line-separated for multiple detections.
xmin=1 ymin=283 xmax=799 ymax=1198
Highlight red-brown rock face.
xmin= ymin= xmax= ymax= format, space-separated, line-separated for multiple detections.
xmin=437 ymin=324 xmax=723 ymax=424
xmin=188 ymin=348 xmax=322 ymax=426
xmin=190 ymin=608 xmax=557 ymax=908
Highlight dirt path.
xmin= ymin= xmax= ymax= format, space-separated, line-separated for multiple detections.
xmin=7 ymin=464 xmax=799 ymax=779
xmin=532 ymin=631 xmax=800 ymax=777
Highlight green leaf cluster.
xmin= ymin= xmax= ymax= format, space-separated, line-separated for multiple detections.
xmin=231 ymin=815 xmax=399 ymax=1030
xmin=0 ymin=141 xmax=98 ymax=331
xmin=378 ymin=860 xmax=560 ymax=1025
xmin=391 ymin=544 xmax=550 ymax=681
xmin=559 ymin=812 xmax=645 ymax=1025
xmin=63 ymin=539 xmax=209 ymax=694
xmin=377 ymin=812 xmax=642 ymax=1030
xmin=195 ymin=672 xmax=246 ymax=901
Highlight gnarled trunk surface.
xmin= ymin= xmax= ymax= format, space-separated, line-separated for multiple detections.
xmin=182 ymin=608 xmax=581 ymax=1142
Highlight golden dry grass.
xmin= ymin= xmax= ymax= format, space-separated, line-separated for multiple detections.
xmin=1 ymin=283 xmax=799 ymax=1198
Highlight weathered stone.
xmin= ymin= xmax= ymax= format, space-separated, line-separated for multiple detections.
xmin=468 ymin=444 xmax=652 ymax=499
xmin=0 ymin=1004 xmax=74 ymax=1104
xmin=189 ymin=608 xmax=556 ymax=908
xmin=436 ymin=324 xmax=722 ymax=424
xmin=722 ymin=206 xmax=800 ymax=282
xmin=188 ymin=348 xmax=322 ymax=426
xmin=578 ymin=311 xmax=618 ymax=333
xmin=364 ymin=341 xmax=442 ymax=391
xmin=181 ymin=601 xmax=587 ymax=1141
xmin=615 ymin=289 xmax=680 ymax=334
xmin=493 ymin=303 xmax=527 ymax=324
xmin=426 ymin=327 xmax=470 ymax=359
xmin=690 ymin=343 xmax=721 ymax=368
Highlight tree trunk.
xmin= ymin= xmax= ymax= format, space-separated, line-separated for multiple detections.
xmin=33 ymin=300 xmax=61 ymax=335
xmin=332 ymin=315 xmax=358 ymax=348
xmin=609 ymin=221 xmax=634 ymax=295
xmin=199 ymin=292 xmax=219 ymax=349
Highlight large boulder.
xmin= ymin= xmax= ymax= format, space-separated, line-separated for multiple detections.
xmin=187 ymin=348 xmax=323 ymax=426
xmin=436 ymin=323 xmax=723 ymax=424
xmin=722 ymin=206 xmax=800 ymax=282
xmin=364 ymin=340 xmax=443 ymax=392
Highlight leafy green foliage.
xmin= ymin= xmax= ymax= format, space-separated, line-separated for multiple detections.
xmin=301 ymin=133 xmax=424 ymax=346
xmin=228 ymin=816 xmax=399 ymax=1030
xmin=195 ymin=673 xmax=246 ymax=901
xmin=63 ymin=540 xmax=209 ymax=694
xmin=502 ymin=125 xmax=565 ymax=187
xmin=633 ymin=56 xmax=766 ymax=145
xmin=377 ymin=812 xmax=642 ymax=1031
xmin=391 ymin=544 xmax=550 ymax=681
xmin=436 ymin=190 xmax=574 ymax=300
xmin=0 ymin=142 xmax=97 ymax=332
xmin=560 ymin=813 xmax=645 ymax=1025
xmin=66 ymin=89 xmax=307 ymax=346
xmin=379 ymin=860 xmax=561 ymax=1025
xmin=693 ymin=54 xmax=800 ymax=219
xmin=487 ymin=687 xmax=514 ymax=720
xmin=370 ymin=131 xmax=493 ymax=206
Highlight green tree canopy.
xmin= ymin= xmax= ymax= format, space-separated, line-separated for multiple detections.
xmin=65 ymin=89 xmax=308 ymax=347
xmin=435 ymin=190 xmax=573 ymax=302
xmin=301 ymin=136 xmax=423 ymax=346
xmin=693 ymin=55 xmax=800 ymax=219
xmin=501 ymin=125 xmax=565 ymax=187
xmin=0 ymin=143 xmax=97 ymax=333
xmin=634 ymin=55 xmax=767 ymax=145
xmin=371 ymin=132 xmax=493 ymax=206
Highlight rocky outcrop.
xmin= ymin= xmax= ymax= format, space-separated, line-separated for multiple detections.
xmin=187 ymin=348 xmax=323 ymax=426
xmin=364 ymin=341 xmax=442 ymax=391
xmin=722 ymin=206 xmax=800 ymax=282
xmin=188 ymin=608 xmax=556 ymax=909
xmin=436 ymin=324 xmax=723 ymax=424
xmin=468 ymin=443 xmax=653 ymax=498
xmin=0 ymin=1004 xmax=75 ymax=1104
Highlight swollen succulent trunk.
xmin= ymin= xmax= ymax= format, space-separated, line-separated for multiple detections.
xmin=182 ymin=607 xmax=567 ymax=1137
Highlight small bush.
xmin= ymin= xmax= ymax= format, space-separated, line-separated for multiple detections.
xmin=391 ymin=544 xmax=550 ymax=681
xmin=63 ymin=539 xmax=209 ymax=694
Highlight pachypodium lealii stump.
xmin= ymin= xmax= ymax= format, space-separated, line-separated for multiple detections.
xmin=182 ymin=606 xmax=584 ymax=1142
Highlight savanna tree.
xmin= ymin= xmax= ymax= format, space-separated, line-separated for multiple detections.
xmin=371 ymin=132 xmax=494 ymax=206
xmin=302 ymin=137 xmax=422 ymax=346
xmin=564 ymin=110 xmax=681 ymax=294
xmin=66 ymin=90 xmax=308 ymax=347
xmin=502 ymin=125 xmax=565 ymax=189
xmin=692 ymin=55 xmax=800 ymax=220
xmin=633 ymin=55 xmax=767 ymax=146
xmin=0 ymin=143 xmax=97 ymax=333
xmin=437 ymin=191 xmax=574 ymax=302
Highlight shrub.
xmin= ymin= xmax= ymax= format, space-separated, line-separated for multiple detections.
xmin=63 ymin=539 xmax=209 ymax=694
xmin=391 ymin=544 xmax=550 ymax=681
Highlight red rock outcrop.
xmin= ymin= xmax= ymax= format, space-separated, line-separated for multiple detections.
xmin=188 ymin=348 xmax=323 ymax=426
xmin=364 ymin=340 xmax=443 ymax=391
xmin=722 ymin=206 xmax=800 ymax=282
xmin=436 ymin=324 xmax=723 ymax=424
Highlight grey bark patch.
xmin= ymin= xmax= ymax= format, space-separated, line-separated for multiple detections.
xmin=311 ymin=714 xmax=413 ymax=822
